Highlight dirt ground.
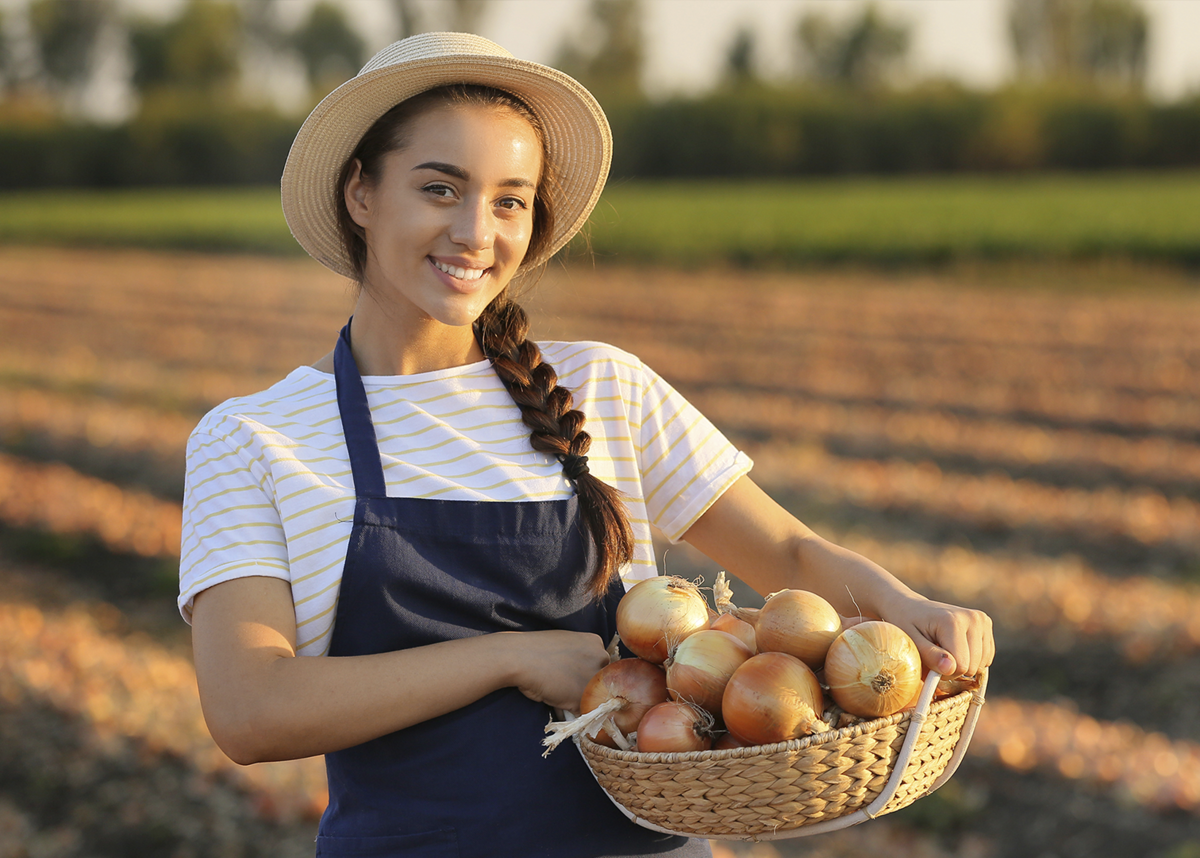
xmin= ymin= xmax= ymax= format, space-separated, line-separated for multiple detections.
xmin=1 ymin=247 xmax=1199 ymax=857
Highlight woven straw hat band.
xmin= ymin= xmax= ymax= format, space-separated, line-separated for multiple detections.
xmin=281 ymin=33 xmax=612 ymax=280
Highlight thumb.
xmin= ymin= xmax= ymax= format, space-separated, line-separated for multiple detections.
xmin=913 ymin=635 xmax=956 ymax=677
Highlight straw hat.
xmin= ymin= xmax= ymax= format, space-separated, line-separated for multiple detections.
xmin=281 ymin=32 xmax=612 ymax=278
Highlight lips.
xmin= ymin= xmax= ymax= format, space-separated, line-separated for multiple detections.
xmin=431 ymin=258 xmax=488 ymax=281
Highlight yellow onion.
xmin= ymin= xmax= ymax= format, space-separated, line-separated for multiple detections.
xmin=720 ymin=652 xmax=828 ymax=745
xmin=636 ymin=700 xmax=716 ymax=753
xmin=736 ymin=589 xmax=842 ymax=670
xmin=616 ymin=576 xmax=711 ymax=664
xmin=824 ymin=621 xmax=922 ymax=718
xmin=664 ymin=629 xmax=753 ymax=716
xmin=579 ymin=658 xmax=669 ymax=748
xmin=708 ymin=612 xmax=757 ymax=652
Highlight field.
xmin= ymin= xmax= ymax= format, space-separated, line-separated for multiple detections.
xmin=1 ymin=245 xmax=1199 ymax=857
xmin=4 ymin=170 xmax=1200 ymax=266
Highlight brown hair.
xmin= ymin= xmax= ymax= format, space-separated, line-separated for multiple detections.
xmin=335 ymin=84 xmax=632 ymax=598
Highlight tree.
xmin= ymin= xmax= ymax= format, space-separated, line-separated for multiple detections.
xmin=1009 ymin=0 xmax=1148 ymax=89
xmin=27 ymin=0 xmax=114 ymax=97
xmin=723 ymin=26 xmax=759 ymax=88
xmin=291 ymin=1 xmax=365 ymax=91
xmin=794 ymin=3 xmax=910 ymax=90
xmin=128 ymin=0 xmax=243 ymax=97
xmin=554 ymin=0 xmax=644 ymax=100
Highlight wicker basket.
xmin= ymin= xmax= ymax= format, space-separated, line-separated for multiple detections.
xmin=574 ymin=668 xmax=988 ymax=841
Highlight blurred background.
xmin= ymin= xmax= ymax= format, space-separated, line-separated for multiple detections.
xmin=0 ymin=1 xmax=1198 ymax=857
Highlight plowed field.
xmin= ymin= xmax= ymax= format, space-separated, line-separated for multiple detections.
xmin=1 ymin=246 xmax=1198 ymax=857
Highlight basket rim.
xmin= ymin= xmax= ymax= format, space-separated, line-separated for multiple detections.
xmin=578 ymin=682 xmax=977 ymax=765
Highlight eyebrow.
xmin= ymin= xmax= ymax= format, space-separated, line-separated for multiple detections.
xmin=412 ymin=161 xmax=536 ymax=189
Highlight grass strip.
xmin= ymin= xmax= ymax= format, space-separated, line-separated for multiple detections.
xmin=3 ymin=172 xmax=1200 ymax=265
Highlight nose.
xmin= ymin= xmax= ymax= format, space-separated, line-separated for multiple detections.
xmin=449 ymin=195 xmax=494 ymax=251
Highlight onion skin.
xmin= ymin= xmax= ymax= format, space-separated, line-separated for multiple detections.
xmin=616 ymin=576 xmax=711 ymax=664
xmin=709 ymin=613 xmax=757 ymax=652
xmin=579 ymin=658 xmax=669 ymax=748
xmin=665 ymin=629 xmax=753 ymax=716
xmin=636 ymin=701 xmax=715 ymax=753
xmin=744 ymin=590 xmax=842 ymax=670
xmin=824 ymin=621 xmax=922 ymax=718
xmin=721 ymin=652 xmax=828 ymax=745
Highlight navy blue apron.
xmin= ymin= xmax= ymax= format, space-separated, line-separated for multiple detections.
xmin=316 ymin=323 xmax=711 ymax=858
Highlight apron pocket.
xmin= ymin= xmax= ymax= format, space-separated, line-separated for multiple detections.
xmin=315 ymin=827 xmax=459 ymax=857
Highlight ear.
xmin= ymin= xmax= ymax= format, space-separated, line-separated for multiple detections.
xmin=343 ymin=159 xmax=371 ymax=229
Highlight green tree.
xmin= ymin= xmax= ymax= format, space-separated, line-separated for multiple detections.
xmin=291 ymin=1 xmax=365 ymax=91
xmin=723 ymin=26 xmax=759 ymax=88
xmin=1009 ymin=0 xmax=1148 ymax=89
xmin=28 ymin=0 xmax=114 ymax=96
xmin=554 ymin=0 xmax=644 ymax=100
xmin=795 ymin=3 xmax=910 ymax=90
xmin=128 ymin=0 xmax=243 ymax=97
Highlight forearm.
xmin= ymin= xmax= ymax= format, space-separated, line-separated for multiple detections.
xmin=203 ymin=632 xmax=518 ymax=765
xmin=784 ymin=532 xmax=923 ymax=621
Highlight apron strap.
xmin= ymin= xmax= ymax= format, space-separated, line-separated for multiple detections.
xmin=334 ymin=320 xmax=388 ymax=498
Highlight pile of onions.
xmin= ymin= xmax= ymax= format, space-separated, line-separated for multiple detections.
xmin=824 ymin=621 xmax=922 ymax=718
xmin=546 ymin=572 xmax=958 ymax=757
xmin=616 ymin=576 xmax=711 ymax=664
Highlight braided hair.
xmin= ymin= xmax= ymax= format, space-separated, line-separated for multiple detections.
xmin=335 ymin=84 xmax=633 ymax=598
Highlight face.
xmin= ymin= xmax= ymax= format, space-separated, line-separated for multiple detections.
xmin=345 ymin=103 xmax=543 ymax=331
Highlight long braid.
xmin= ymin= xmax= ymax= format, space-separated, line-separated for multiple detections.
xmin=476 ymin=296 xmax=634 ymax=598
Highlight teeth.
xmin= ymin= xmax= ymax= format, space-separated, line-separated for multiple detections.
xmin=434 ymin=260 xmax=485 ymax=281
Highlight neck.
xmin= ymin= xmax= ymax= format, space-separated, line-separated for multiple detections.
xmin=346 ymin=291 xmax=485 ymax=376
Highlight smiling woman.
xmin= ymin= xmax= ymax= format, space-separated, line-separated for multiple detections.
xmin=179 ymin=31 xmax=992 ymax=858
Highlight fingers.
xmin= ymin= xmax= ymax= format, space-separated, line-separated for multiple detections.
xmin=899 ymin=601 xmax=994 ymax=679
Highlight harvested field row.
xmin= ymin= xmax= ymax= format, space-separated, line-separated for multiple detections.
xmin=692 ymin=388 xmax=1200 ymax=495
xmin=751 ymin=444 xmax=1199 ymax=559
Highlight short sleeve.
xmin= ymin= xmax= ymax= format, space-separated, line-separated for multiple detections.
xmin=178 ymin=429 xmax=291 ymax=623
xmin=631 ymin=362 xmax=753 ymax=542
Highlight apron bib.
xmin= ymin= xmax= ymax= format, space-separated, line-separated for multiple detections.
xmin=316 ymin=323 xmax=710 ymax=858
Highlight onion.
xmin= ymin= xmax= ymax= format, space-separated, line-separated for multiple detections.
xmin=664 ymin=629 xmax=753 ymax=716
xmin=824 ymin=621 xmax=922 ymax=718
xmin=616 ymin=576 xmax=711 ymax=664
xmin=713 ymin=731 xmax=756 ymax=750
xmin=709 ymin=612 xmax=757 ymax=652
xmin=738 ymin=590 xmax=842 ymax=670
xmin=579 ymin=658 xmax=669 ymax=748
xmin=720 ymin=652 xmax=828 ymax=745
xmin=635 ymin=701 xmax=716 ymax=753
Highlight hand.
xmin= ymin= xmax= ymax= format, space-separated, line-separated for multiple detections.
xmin=498 ymin=630 xmax=611 ymax=713
xmin=878 ymin=597 xmax=995 ymax=679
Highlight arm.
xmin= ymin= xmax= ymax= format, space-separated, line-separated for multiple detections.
xmin=190 ymin=575 xmax=609 ymax=765
xmin=680 ymin=476 xmax=995 ymax=678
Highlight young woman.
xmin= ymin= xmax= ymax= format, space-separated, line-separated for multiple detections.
xmin=180 ymin=33 xmax=994 ymax=858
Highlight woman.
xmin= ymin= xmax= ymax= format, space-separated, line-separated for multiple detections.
xmin=180 ymin=33 xmax=994 ymax=858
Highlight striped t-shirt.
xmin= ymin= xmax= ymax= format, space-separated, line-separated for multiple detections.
xmin=178 ymin=340 xmax=752 ymax=656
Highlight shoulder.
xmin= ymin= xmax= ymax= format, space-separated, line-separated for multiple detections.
xmin=537 ymin=340 xmax=651 ymax=384
xmin=189 ymin=366 xmax=336 ymax=448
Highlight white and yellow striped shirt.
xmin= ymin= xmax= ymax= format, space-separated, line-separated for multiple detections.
xmin=179 ymin=340 xmax=752 ymax=656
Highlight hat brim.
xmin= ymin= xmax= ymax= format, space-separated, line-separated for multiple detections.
xmin=281 ymin=46 xmax=612 ymax=280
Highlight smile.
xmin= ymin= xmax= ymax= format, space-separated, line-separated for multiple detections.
xmin=431 ymin=259 xmax=488 ymax=281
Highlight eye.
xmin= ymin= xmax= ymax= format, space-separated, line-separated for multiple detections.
xmin=497 ymin=196 xmax=530 ymax=211
xmin=422 ymin=182 xmax=456 ymax=198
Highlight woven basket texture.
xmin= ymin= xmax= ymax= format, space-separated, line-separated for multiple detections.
xmin=578 ymin=687 xmax=974 ymax=839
